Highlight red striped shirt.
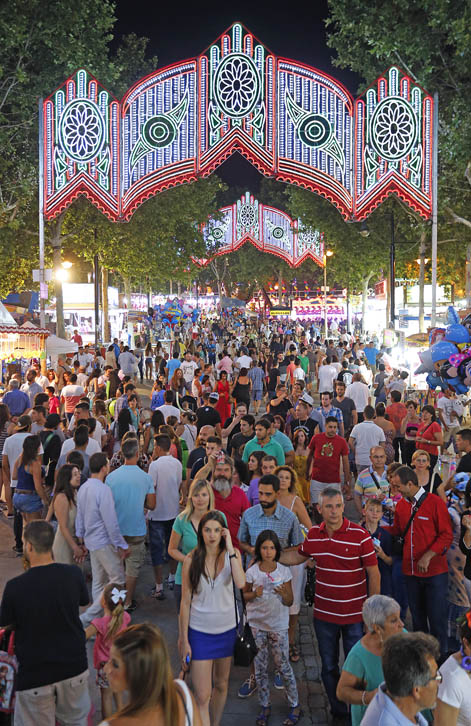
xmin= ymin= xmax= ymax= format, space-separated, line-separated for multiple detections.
xmin=298 ymin=518 xmax=377 ymax=624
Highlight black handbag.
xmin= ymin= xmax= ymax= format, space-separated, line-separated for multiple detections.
xmin=304 ymin=565 xmax=316 ymax=607
xmin=232 ymin=580 xmax=258 ymax=667
xmin=391 ymin=493 xmax=428 ymax=557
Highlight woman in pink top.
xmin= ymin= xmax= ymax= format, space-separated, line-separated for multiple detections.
xmin=216 ymin=350 xmax=233 ymax=380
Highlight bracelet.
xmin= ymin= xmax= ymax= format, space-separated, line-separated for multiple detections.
xmin=361 ymin=691 xmax=367 ymax=706
xmin=229 ymin=553 xmax=237 ymax=559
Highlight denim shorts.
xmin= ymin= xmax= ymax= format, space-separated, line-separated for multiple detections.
xmin=148 ymin=519 xmax=175 ymax=566
xmin=13 ymin=491 xmax=43 ymax=513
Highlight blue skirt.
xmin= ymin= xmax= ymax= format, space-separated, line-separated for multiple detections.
xmin=188 ymin=626 xmax=237 ymax=660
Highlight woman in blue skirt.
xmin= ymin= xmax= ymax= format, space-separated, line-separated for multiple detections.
xmin=179 ymin=510 xmax=245 ymax=726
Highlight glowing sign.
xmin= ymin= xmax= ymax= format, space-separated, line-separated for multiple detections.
xmin=43 ymin=24 xmax=434 ymax=222
xmin=193 ymin=191 xmax=324 ymax=268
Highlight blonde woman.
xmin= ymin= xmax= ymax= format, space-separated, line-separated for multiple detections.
xmin=275 ymin=465 xmax=311 ymax=663
xmin=411 ymin=449 xmax=442 ymax=494
xmin=101 ymin=622 xmax=201 ymax=726
xmin=168 ymin=479 xmax=226 ymax=612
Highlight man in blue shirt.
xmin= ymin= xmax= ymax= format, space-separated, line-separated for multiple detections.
xmin=106 ymin=439 xmax=155 ymax=612
xmin=316 ymin=391 xmax=344 ymax=437
xmin=364 ymin=341 xmax=380 ymax=373
xmin=75 ymin=452 xmax=129 ymax=626
xmin=165 ymin=351 xmax=181 ymax=382
xmin=2 ymin=379 xmax=30 ymax=418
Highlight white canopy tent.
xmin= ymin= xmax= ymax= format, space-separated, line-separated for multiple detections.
xmin=46 ymin=335 xmax=78 ymax=357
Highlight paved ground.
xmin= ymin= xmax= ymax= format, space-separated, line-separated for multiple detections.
xmin=0 ymin=382 xmax=361 ymax=725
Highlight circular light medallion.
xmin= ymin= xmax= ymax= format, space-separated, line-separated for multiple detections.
xmin=370 ymin=97 xmax=417 ymax=161
xmin=143 ymin=115 xmax=176 ymax=149
xmin=272 ymin=226 xmax=285 ymax=239
xmin=298 ymin=114 xmax=332 ymax=147
xmin=239 ymin=203 xmax=257 ymax=228
xmin=211 ymin=227 xmax=225 ymax=240
xmin=214 ymin=53 xmax=260 ymax=119
xmin=59 ymin=99 xmax=105 ymax=162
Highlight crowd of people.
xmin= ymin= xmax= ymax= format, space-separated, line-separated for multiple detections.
xmin=0 ymin=318 xmax=470 ymax=726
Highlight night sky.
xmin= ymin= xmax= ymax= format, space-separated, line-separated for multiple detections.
xmin=114 ymin=0 xmax=361 ymax=191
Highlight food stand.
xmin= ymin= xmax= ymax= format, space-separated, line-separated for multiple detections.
xmin=0 ymin=308 xmax=50 ymax=382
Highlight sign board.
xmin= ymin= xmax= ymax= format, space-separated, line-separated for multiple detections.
xmin=270 ymin=306 xmax=291 ymax=316
xmin=375 ymin=279 xmax=387 ymax=299
xmin=33 ymin=269 xmax=53 ymax=283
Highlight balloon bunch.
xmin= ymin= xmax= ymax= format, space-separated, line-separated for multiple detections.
xmin=147 ymin=298 xmax=200 ymax=330
xmin=415 ymin=307 xmax=471 ymax=393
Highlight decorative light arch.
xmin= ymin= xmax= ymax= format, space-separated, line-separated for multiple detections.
xmin=192 ymin=191 xmax=324 ymax=268
xmin=42 ymin=23 xmax=434 ymax=223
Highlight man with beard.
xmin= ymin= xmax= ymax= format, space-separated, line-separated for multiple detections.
xmin=209 ymin=456 xmax=250 ymax=552
xmin=0 ymin=521 xmax=90 ymax=725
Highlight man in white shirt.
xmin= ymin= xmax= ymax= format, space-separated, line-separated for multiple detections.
xmin=317 ymin=358 xmax=338 ymax=393
xmin=180 ymin=351 xmax=198 ymax=393
xmin=76 ymin=366 xmax=88 ymax=388
xmin=157 ymin=390 xmax=181 ymax=422
xmin=235 ymin=351 xmax=253 ymax=371
xmin=67 ymin=402 xmax=104 ymax=447
xmin=60 ymin=426 xmax=101 ymax=459
xmin=437 ymin=388 xmax=462 ymax=452
xmin=345 ymin=373 xmax=371 ymax=421
xmin=20 ymin=370 xmax=43 ymax=407
xmin=76 ymin=346 xmax=94 ymax=374
xmin=118 ymin=346 xmax=138 ymax=378
xmin=349 ymin=405 xmax=386 ymax=472
xmin=147 ymin=433 xmax=183 ymax=599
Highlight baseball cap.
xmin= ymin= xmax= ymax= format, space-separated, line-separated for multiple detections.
xmin=16 ymin=414 xmax=32 ymax=432
xmin=299 ymin=393 xmax=314 ymax=406
xmin=209 ymin=392 xmax=219 ymax=401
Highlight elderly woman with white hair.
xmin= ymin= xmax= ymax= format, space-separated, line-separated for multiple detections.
xmin=336 ymin=594 xmax=404 ymax=726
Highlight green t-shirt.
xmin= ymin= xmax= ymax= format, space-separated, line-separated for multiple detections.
xmin=241 ymin=437 xmax=285 ymax=465
xmin=172 ymin=510 xmax=227 ymax=585
xmin=342 ymin=640 xmax=383 ymax=726
xmin=299 ymin=355 xmax=309 ymax=374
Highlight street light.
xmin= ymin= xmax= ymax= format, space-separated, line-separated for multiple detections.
xmin=55 ymin=268 xmax=69 ymax=282
xmin=61 ymin=259 xmax=73 ymax=269
xmin=323 ymin=249 xmax=333 ymax=340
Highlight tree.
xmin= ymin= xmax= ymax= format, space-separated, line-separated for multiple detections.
xmin=325 ymin=0 xmax=471 ymax=232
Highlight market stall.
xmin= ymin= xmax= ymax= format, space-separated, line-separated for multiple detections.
xmin=0 ymin=310 xmax=50 ymax=382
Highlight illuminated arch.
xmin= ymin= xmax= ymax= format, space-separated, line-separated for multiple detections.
xmin=42 ymin=24 xmax=434 ymax=223
xmin=192 ymin=191 xmax=324 ymax=268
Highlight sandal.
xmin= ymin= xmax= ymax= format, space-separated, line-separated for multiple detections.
xmin=256 ymin=706 xmax=271 ymax=726
xmin=289 ymin=644 xmax=300 ymax=662
xmin=283 ymin=706 xmax=304 ymax=726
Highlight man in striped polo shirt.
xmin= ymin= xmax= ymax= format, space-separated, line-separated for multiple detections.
xmin=281 ymin=487 xmax=380 ymax=725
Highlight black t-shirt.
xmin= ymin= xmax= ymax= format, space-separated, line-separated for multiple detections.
xmin=231 ymin=432 xmax=253 ymax=457
xmin=196 ymin=406 xmax=221 ymax=432
xmin=268 ymin=398 xmax=292 ymax=419
xmin=267 ymin=367 xmax=280 ymax=392
xmin=457 ymin=452 xmax=471 ymax=473
xmin=223 ymin=416 xmax=241 ymax=451
xmin=187 ymin=446 xmax=206 ymax=472
xmin=40 ymin=430 xmax=62 ymax=487
xmin=333 ymin=396 xmax=357 ymax=431
xmin=290 ymin=417 xmax=317 ymax=444
xmin=0 ymin=563 xmax=89 ymax=690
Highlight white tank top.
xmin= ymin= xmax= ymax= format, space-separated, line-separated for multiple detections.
xmin=189 ymin=551 xmax=237 ymax=633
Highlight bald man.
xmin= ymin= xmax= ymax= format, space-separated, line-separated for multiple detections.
xmin=354 ymin=446 xmax=389 ymax=516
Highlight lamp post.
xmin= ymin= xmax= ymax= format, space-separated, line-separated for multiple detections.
xmin=323 ymin=250 xmax=333 ymax=340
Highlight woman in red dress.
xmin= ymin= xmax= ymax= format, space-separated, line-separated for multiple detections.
xmin=215 ymin=370 xmax=231 ymax=423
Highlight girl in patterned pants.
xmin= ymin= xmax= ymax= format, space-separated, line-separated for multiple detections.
xmin=243 ymin=530 xmax=303 ymax=726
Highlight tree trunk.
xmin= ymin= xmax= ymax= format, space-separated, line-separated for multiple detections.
xmin=418 ymin=232 xmax=426 ymax=333
xmin=278 ymin=268 xmax=283 ymax=305
xmin=361 ymin=273 xmax=373 ymax=334
xmin=50 ymin=213 xmax=65 ymax=339
xmin=101 ymin=267 xmax=110 ymax=341
xmin=169 ymin=279 xmax=173 ymax=296
xmin=123 ymin=276 xmax=131 ymax=307
xmin=177 ymin=281 xmax=181 ymax=297
xmin=466 ymin=243 xmax=471 ymax=309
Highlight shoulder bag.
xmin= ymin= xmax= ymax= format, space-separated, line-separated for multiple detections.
xmin=231 ymin=576 xmax=258 ymax=667
xmin=391 ymin=492 xmax=428 ymax=557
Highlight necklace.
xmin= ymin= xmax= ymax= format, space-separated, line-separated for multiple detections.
xmin=205 ymin=553 xmax=221 ymax=590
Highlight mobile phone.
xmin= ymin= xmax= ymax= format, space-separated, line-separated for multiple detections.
xmin=185 ymin=654 xmax=191 ymax=666
xmin=372 ymin=537 xmax=380 ymax=548
xmin=216 ymin=450 xmax=225 ymax=463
